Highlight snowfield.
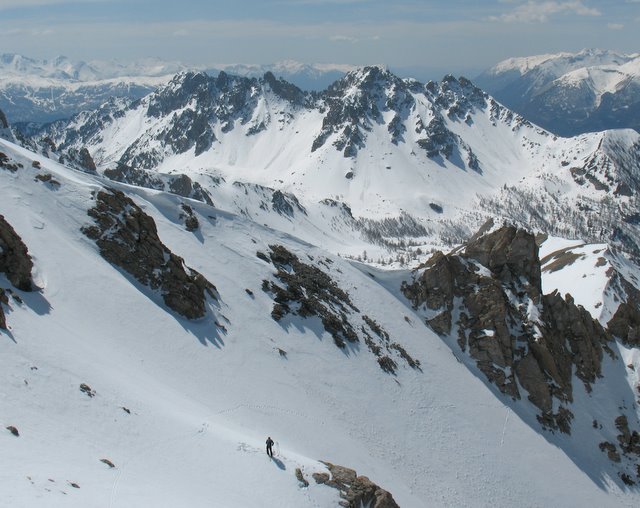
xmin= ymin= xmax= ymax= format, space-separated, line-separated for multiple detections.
xmin=2 ymin=137 xmax=640 ymax=507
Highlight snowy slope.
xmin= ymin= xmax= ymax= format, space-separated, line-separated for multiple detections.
xmin=3 ymin=137 xmax=640 ymax=507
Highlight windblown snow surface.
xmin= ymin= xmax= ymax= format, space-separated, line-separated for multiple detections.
xmin=1 ymin=137 xmax=639 ymax=508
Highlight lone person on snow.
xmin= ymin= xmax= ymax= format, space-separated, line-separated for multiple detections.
xmin=266 ymin=436 xmax=274 ymax=457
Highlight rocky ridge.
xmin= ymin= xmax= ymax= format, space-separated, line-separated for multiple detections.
xmin=402 ymin=224 xmax=640 ymax=483
xmin=43 ymin=66 xmax=497 ymax=171
xmin=81 ymin=188 xmax=217 ymax=319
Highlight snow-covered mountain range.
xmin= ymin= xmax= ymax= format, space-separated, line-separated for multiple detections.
xmin=476 ymin=49 xmax=640 ymax=136
xmin=25 ymin=66 xmax=640 ymax=265
xmin=2 ymin=60 xmax=640 ymax=507
xmin=0 ymin=54 xmax=189 ymax=124
xmin=0 ymin=54 xmax=352 ymax=125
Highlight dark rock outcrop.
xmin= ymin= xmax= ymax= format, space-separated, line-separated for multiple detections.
xmin=0 ymin=215 xmax=34 ymax=291
xmin=609 ymin=302 xmax=640 ymax=346
xmin=402 ymin=225 xmax=612 ymax=432
xmin=262 ymin=245 xmax=419 ymax=372
xmin=262 ymin=244 xmax=359 ymax=348
xmin=57 ymin=146 xmax=97 ymax=173
xmin=180 ymin=203 xmax=199 ymax=232
xmin=100 ymin=458 xmax=116 ymax=468
xmin=600 ymin=415 xmax=640 ymax=484
xmin=104 ymin=165 xmax=214 ymax=206
xmin=0 ymin=109 xmax=8 ymax=129
xmin=81 ymin=188 xmax=216 ymax=319
xmin=271 ymin=190 xmax=306 ymax=217
xmin=78 ymin=147 xmax=96 ymax=172
xmin=0 ymin=151 xmax=22 ymax=172
xmin=263 ymin=71 xmax=306 ymax=105
xmin=294 ymin=467 xmax=309 ymax=487
xmin=79 ymin=383 xmax=96 ymax=398
xmin=318 ymin=462 xmax=399 ymax=508
xmin=615 ymin=415 xmax=640 ymax=456
xmin=0 ymin=289 xmax=7 ymax=329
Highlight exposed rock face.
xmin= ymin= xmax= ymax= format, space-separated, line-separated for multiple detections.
xmin=402 ymin=226 xmax=612 ymax=432
xmin=615 ymin=415 xmax=640 ymax=456
xmin=308 ymin=67 xmax=486 ymax=166
xmin=0 ymin=215 xmax=34 ymax=291
xmin=312 ymin=66 xmax=409 ymax=157
xmin=122 ymin=70 xmax=309 ymax=166
xmin=58 ymin=146 xmax=97 ymax=173
xmin=263 ymin=71 xmax=306 ymax=105
xmin=78 ymin=147 xmax=96 ymax=172
xmin=271 ymin=190 xmax=306 ymax=217
xmin=0 ymin=108 xmax=15 ymax=143
xmin=180 ymin=204 xmax=199 ymax=232
xmin=81 ymin=188 xmax=216 ymax=319
xmin=608 ymin=302 xmax=640 ymax=346
xmin=0 ymin=215 xmax=34 ymax=330
xmin=464 ymin=226 xmax=541 ymax=290
xmin=318 ymin=462 xmax=400 ymax=508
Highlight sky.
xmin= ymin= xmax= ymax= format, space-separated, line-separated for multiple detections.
xmin=0 ymin=0 xmax=638 ymax=77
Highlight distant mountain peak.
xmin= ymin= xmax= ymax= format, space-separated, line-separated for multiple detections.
xmin=476 ymin=49 xmax=640 ymax=136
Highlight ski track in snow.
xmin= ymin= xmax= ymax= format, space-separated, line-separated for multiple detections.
xmin=216 ymin=403 xmax=314 ymax=421
xmin=108 ymin=425 xmax=204 ymax=508
xmin=500 ymin=408 xmax=511 ymax=447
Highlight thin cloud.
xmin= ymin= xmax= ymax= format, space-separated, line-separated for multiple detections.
xmin=330 ymin=34 xmax=358 ymax=42
xmin=279 ymin=0 xmax=371 ymax=4
xmin=607 ymin=23 xmax=624 ymax=30
xmin=490 ymin=1 xmax=601 ymax=23
xmin=4 ymin=26 xmax=55 ymax=35
xmin=329 ymin=33 xmax=380 ymax=43
xmin=0 ymin=0 xmax=103 ymax=8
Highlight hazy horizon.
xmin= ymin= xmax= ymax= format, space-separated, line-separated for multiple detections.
xmin=0 ymin=0 xmax=637 ymax=77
